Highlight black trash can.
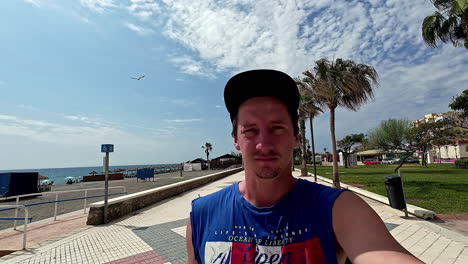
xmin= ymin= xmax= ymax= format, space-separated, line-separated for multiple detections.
xmin=384 ymin=175 xmax=406 ymax=210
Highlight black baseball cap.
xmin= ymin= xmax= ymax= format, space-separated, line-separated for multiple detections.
xmin=224 ymin=69 xmax=300 ymax=122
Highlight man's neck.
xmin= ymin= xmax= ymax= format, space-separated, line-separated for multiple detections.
xmin=239 ymin=170 xmax=297 ymax=207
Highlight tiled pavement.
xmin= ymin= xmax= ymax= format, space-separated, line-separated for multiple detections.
xmin=1 ymin=171 xmax=467 ymax=263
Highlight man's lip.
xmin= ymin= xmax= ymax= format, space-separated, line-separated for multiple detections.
xmin=254 ymin=157 xmax=278 ymax=161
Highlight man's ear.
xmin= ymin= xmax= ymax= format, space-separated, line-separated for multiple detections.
xmin=234 ymin=136 xmax=240 ymax=151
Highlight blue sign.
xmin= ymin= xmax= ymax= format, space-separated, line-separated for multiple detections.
xmin=101 ymin=144 xmax=114 ymax=153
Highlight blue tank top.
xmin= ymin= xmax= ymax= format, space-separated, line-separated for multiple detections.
xmin=190 ymin=179 xmax=346 ymax=264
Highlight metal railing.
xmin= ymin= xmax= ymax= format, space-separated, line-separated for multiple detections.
xmin=0 ymin=186 xmax=126 ymax=229
xmin=0 ymin=205 xmax=29 ymax=249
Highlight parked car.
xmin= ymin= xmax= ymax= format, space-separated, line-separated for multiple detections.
xmin=404 ymin=157 xmax=420 ymax=163
xmin=363 ymin=158 xmax=381 ymax=165
xmin=381 ymin=158 xmax=396 ymax=164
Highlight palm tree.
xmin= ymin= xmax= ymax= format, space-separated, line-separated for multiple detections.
xmin=202 ymin=142 xmax=213 ymax=161
xmin=296 ymin=79 xmax=323 ymax=179
xmin=306 ymin=100 xmax=322 ymax=181
xmin=422 ymin=0 xmax=468 ymax=49
xmin=298 ymin=105 xmax=308 ymax=177
xmin=301 ymin=58 xmax=379 ymax=188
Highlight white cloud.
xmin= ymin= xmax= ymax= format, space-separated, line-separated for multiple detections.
xmin=75 ymin=0 xmax=466 ymax=86
xmin=78 ymin=16 xmax=92 ymax=24
xmin=215 ymin=105 xmax=222 ymax=108
xmin=62 ymin=113 xmax=185 ymax=139
xmin=124 ymin=22 xmax=154 ymax=35
xmin=0 ymin=115 xmax=123 ymax=145
xmin=80 ymin=0 xmax=117 ymax=13
xmin=164 ymin=118 xmax=202 ymax=123
xmin=0 ymin=114 xmax=182 ymax=150
xmin=0 ymin=115 xmax=17 ymax=121
xmin=23 ymin=0 xmax=42 ymax=7
xmin=17 ymin=104 xmax=40 ymax=111
xmin=128 ymin=0 xmax=161 ymax=19
xmin=170 ymin=98 xmax=196 ymax=106
xmin=152 ymin=126 xmax=177 ymax=137
xmin=131 ymin=93 xmax=198 ymax=107
xmin=168 ymin=55 xmax=216 ymax=79
xmin=63 ymin=115 xmax=106 ymax=126
xmin=63 ymin=115 xmax=80 ymax=121
xmin=369 ymin=46 xmax=468 ymax=118
xmin=35 ymin=0 xmax=468 ymax=151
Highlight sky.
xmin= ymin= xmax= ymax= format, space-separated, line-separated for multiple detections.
xmin=0 ymin=0 xmax=467 ymax=170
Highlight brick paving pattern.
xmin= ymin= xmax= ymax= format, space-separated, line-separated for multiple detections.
xmin=105 ymin=251 xmax=169 ymax=264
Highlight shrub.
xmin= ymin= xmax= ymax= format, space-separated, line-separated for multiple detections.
xmin=454 ymin=159 xmax=468 ymax=169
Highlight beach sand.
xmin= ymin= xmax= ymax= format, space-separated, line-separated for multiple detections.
xmin=0 ymin=169 xmax=224 ymax=231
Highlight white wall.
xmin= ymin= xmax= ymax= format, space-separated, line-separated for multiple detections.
xmin=183 ymin=163 xmax=202 ymax=171
xmin=434 ymin=144 xmax=467 ymax=159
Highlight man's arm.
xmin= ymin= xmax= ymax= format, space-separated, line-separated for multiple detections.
xmin=333 ymin=191 xmax=423 ymax=264
xmin=186 ymin=217 xmax=198 ymax=264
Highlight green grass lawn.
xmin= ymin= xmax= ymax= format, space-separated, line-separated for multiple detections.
xmin=301 ymin=164 xmax=468 ymax=214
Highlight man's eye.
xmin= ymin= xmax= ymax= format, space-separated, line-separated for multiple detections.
xmin=272 ymin=127 xmax=285 ymax=134
xmin=243 ymin=129 xmax=256 ymax=135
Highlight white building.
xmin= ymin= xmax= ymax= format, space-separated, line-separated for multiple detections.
xmin=413 ymin=112 xmax=468 ymax=161
xmin=433 ymin=141 xmax=468 ymax=160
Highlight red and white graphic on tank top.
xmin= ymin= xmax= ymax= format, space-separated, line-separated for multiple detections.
xmin=204 ymin=237 xmax=325 ymax=264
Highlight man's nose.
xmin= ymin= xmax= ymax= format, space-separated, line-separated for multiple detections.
xmin=255 ymin=130 xmax=275 ymax=151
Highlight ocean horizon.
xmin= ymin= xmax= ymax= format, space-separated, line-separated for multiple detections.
xmin=0 ymin=163 xmax=179 ymax=184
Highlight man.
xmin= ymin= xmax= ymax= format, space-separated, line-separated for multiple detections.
xmin=186 ymin=69 xmax=422 ymax=264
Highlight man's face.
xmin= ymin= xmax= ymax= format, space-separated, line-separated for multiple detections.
xmin=234 ymin=96 xmax=299 ymax=179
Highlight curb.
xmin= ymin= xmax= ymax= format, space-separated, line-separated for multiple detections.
xmin=294 ymin=169 xmax=436 ymax=220
xmin=87 ymin=167 xmax=244 ymax=224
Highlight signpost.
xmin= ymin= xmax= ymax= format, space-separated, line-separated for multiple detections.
xmin=101 ymin=144 xmax=114 ymax=224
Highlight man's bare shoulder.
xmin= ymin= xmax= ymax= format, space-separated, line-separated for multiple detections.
xmin=333 ymin=191 xmax=423 ymax=263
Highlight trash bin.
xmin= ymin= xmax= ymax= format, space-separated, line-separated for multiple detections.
xmin=384 ymin=175 xmax=406 ymax=210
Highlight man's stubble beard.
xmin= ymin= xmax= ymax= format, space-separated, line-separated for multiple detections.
xmin=247 ymin=152 xmax=293 ymax=180
xmin=254 ymin=167 xmax=281 ymax=179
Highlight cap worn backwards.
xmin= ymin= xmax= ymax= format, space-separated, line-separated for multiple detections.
xmin=223 ymin=69 xmax=300 ymax=122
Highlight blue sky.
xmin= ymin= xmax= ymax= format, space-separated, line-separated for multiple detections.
xmin=0 ymin=0 xmax=467 ymax=170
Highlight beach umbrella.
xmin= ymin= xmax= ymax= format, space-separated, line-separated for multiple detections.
xmin=89 ymin=171 xmax=98 ymax=176
xmin=38 ymin=174 xmax=49 ymax=187
xmin=38 ymin=174 xmax=49 ymax=180
xmin=41 ymin=179 xmax=51 ymax=185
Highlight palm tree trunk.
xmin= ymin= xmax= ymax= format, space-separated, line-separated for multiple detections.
xmin=344 ymin=153 xmax=348 ymax=168
xmin=300 ymin=115 xmax=308 ymax=176
xmin=438 ymin=146 xmax=442 ymax=164
xmin=309 ymin=117 xmax=317 ymax=181
xmin=330 ymin=106 xmax=340 ymax=188
xmin=421 ymin=147 xmax=427 ymax=167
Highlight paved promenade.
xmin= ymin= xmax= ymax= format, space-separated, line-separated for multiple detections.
xmin=1 ymin=170 xmax=467 ymax=263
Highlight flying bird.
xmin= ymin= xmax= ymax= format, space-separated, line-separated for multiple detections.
xmin=130 ymin=75 xmax=145 ymax=80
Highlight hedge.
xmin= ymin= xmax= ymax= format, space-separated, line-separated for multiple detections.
xmin=454 ymin=159 xmax=468 ymax=169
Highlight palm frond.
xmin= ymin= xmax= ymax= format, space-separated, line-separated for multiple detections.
xmin=304 ymin=58 xmax=378 ymax=112
xmin=296 ymin=77 xmax=324 ymax=119
xmin=422 ymin=12 xmax=446 ymax=48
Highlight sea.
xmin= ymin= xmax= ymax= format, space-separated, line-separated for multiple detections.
xmin=0 ymin=164 xmax=179 ymax=184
